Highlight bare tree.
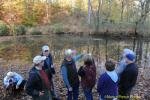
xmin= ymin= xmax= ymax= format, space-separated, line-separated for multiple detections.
xmin=88 ymin=0 xmax=91 ymax=25
xmin=46 ymin=0 xmax=52 ymax=23
xmin=135 ymin=0 xmax=150 ymax=35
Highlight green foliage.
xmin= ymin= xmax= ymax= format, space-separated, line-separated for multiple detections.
xmin=22 ymin=16 xmax=37 ymax=27
xmin=0 ymin=21 xmax=9 ymax=36
xmin=30 ymin=29 xmax=42 ymax=35
xmin=51 ymin=23 xmax=63 ymax=33
xmin=14 ymin=25 xmax=26 ymax=35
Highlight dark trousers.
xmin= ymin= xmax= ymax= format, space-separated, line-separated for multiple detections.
xmin=83 ymin=88 xmax=93 ymax=100
xmin=6 ymin=80 xmax=26 ymax=94
xmin=67 ymin=86 xmax=79 ymax=100
xmin=119 ymin=89 xmax=131 ymax=100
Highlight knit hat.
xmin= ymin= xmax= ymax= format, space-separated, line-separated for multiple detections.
xmin=126 ymin=54 xmax=135 ymax=61
xmin=123 ymin=48 xmax=135 ymax=57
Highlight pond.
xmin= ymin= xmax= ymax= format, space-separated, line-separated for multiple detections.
xmin=0 ymin=34 xmax=150 ymax=67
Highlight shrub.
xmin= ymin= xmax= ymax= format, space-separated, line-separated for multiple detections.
xmin=0 ymin=21 xmax=9 ymax=36
xmin=30 ymin=29 xmax=42 ymax=35
xmin=14 ymin=25 xmax=26 ymax=35
xmin=52 ymin=23 xmax=63 ymax=33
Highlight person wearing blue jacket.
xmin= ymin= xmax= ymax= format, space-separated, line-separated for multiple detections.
xmin=3 ymin=71 xmax=26 ymax=91
xmin=41 ymin=45 xmax=59 ymax=100
xmin=41 ymin=45 xmax=55 ymax=74
xmin=61 ymin=49 xmax=83 ymax=100
xmin=97 ymin=60 xmax=118 ymax=100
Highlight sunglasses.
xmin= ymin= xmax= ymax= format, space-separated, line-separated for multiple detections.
xmin=44 ymin=50 xmax=49 ymax=52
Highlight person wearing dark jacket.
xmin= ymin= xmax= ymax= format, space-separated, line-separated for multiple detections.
xmin=97 ymin=60 xmax=118 ymax=100
xmin=119 ymin=54 xmax=138 ymax=100
xmin=61 ymin=49 xmax=83 ymax=100
xmin=26 ymin=55 xmax=53 ymax=100
xmin=78 ymin=54 xmax=96 ymax=100
xmin=42 ymin=45 xmax=55 ymax=74
xmin=41 ymin=45 xmax=59 ymax=99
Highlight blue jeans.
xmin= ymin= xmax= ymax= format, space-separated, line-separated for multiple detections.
xmin=67 ymin=86 xmax=79 ymax=100
xmin=83 ymin=88 xmax=93 ymax=100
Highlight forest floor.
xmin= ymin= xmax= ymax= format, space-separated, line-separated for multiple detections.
xmin=0 ymin=62 xmax=150 ymax=100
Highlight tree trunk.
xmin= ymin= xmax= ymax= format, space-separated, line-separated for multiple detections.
xmin=87 ymin=0 xmax=91 ymax=25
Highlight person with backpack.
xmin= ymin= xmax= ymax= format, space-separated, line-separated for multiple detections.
xmin=61 ymin=49 xmax=84 ymax=100
xmin=26 ymin=55 xmax=53 ymax=100
xmin=97 ymin=60 xmax=118 ymax=100
xmin=78 ymin=54 xmax=96 ymax=100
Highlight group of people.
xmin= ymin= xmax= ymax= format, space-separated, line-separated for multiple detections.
xmin=3 ymin=45 xmax=138 ymax=100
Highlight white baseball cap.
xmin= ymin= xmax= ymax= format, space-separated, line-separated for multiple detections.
xmin=33 ymin=55 xmax=46 ymax=64
xmin=65 ymin=49 xmax=72 ymax=56
xmin=42 ymin=45 xmax=49 ymax=52
xmin=7 ymin=72 xmax=15 ymax=77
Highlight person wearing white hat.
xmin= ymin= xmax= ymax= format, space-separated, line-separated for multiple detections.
xmin=41 ymin=45 xmax=59 ymax=99
xmin=61 ymin=49 xmax=84 ymax=100
xmin=3 ymin=71 xmax=26 ymax=92
xmin=41 ymin=45 xmax=55 ymax=74
xmin=26 ymin=55 xmax=53 ymax=100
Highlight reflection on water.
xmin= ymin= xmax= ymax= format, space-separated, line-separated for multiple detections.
xmin=0 ymin=35 xmax=150 ymax=68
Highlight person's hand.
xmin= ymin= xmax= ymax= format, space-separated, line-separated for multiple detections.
xmin=68 ymin=87 xmax=72 ymax=92
xmin=51 ymin=64 xmax=55 ymax=68
xmin=16 ymin=85 xmax=19 ymax=89
xmin=39 ymin=91 xmax=44 ymax=96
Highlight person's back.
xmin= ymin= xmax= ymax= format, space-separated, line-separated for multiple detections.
xmin=97 ymin=60 xmax=118 ymax=100
xmin=119 ymin=63 xmax=138 ymax=94
xmin=118 ymin=54 xmax=138 ymax=100
xmin=98 ymin=73 xmax=118 ymax=98
xmin=78 ymin=54 xmax=96 ymax=100
xmin=116 ymin=48 xmax=135 ymax=75
xmin=80 ymin=64 xmax=96 ymax=89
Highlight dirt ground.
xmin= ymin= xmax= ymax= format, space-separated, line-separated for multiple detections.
xmin=0 ymin=63 xmax=150 ymax=100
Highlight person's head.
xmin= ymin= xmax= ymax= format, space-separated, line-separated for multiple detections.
xmin=105 ymin=60 xmax=116 ymax=71
xmin=65 ymin=49 xmax=73 ymax=61
xmin=122 ymin=48 xmax=135 ymax=58
xmin=6 ymin=72 xmax=15 ymax=78
xmin=83 ymin=54 xmax=94 ymax=66
xmin=42 ymin=45 xmax=50 ymax=57
xmin=33 ymin=55 xmax=46 ymax=69
xmin=125 ymin=54 xmax=135 ymax=64
xmin=71 ymin=49 xmax=77 ymax=56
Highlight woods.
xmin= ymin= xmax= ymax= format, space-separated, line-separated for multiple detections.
xmin=0 ymin=0 xmax=150 ymax=36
